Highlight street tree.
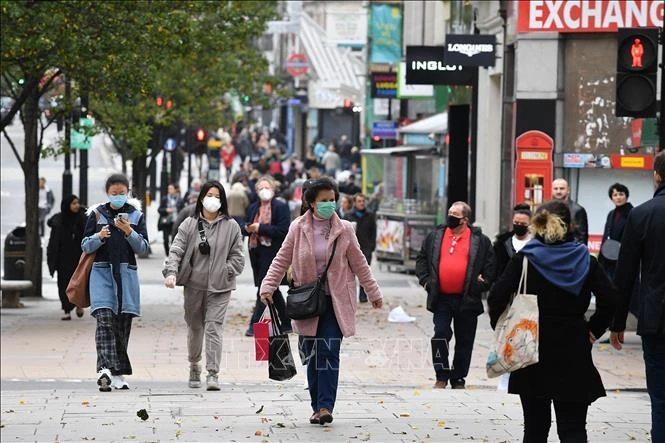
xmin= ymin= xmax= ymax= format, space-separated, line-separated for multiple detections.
xmin=1 ymin=1 xmax=277 ymax=296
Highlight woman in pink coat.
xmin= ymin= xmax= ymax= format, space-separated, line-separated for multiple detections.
xmin=260 ymin=177 xmax=383 ymax=426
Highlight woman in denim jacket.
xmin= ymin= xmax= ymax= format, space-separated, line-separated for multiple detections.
xmin=81 ymin=174 xmax=149 ymax=392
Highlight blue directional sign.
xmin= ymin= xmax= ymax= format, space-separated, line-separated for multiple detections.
xmin=372 ymin=121 xmax=398 ymax=139
xmin=164 ymin=138 xmax=176 ymax=152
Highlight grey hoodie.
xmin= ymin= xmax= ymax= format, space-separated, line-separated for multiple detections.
xmin=163 ymin=215 xmax=245 ymax=293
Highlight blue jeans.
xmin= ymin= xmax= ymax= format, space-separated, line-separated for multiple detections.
xmin=642 ymin=334 xmax=665 ymax=443
xmin=431 ymin=296 xmax=478 ymax=381
xmin=301 ymin=299 xmax=343 ymax=412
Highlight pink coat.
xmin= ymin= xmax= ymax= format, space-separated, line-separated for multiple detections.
xmin=260 ymin=211 xmax=382 ymax=337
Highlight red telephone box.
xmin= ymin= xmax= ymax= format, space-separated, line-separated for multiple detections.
xmin=515 ymin=130 xmax=553 ymax=212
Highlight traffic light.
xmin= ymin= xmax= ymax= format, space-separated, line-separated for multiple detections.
xmin=165 ymin=100 xmax=173 ymax=110
xmin=615 ymin=27 xmax=658 ymax=118
xmin=196 ymin=128 xmax=206 ymax=142
xmin=156 ymin=96 xmax=163 ymax=107
xmin=343 ymin=99 xmax=353 ymax=109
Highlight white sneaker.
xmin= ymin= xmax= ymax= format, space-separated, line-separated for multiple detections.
xmin=111 ymin=374 xmax=129 ymax=390
xmin=97 ymin=368 xmax=112 ymax=392
xmin=206 ymin=373 xmax=220 ymax=391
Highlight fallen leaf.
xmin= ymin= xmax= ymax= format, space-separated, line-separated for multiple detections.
xmin=136 ymin=409 xmax=149 ymax=421
xmin=399 ymin=412 xmax=411 ymax=417
xmin=275 ymin=423 xmax=286 ymax=428
xmin=123 ymin=436 xmax=136 ymax=440
xmin=4 ymin=409 xmax=14 ymax=413
xmin=255 ymin=405 xmax=264 ymax=414
xmin=437 ymin=421 xmax=446 ymax=427
xmin=175 ymin=430 xmax=183 ymax=438
xmin=628 ymin=437 xmax=636 ymax=441
xmin=377 ymin=400 xmax=384 ymax=404
xmin=414 ymin=390 xmax=422 ymax=396
xmin=81 ymin=401 xmax=90 ymax=406
xmin=18 ymin=400 xmax=26 ymax=405
xmin=254 ymin=430 xmax=262 ymax=436
xmin=599 ymin=344 xmax=609 ymax=351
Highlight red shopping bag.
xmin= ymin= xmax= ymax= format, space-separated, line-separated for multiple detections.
xmin=254 ymin=310 xmax=272 ymax=361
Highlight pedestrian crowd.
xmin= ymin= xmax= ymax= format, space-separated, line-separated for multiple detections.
xmin=43 ymin=143 xmax=664 ymax=441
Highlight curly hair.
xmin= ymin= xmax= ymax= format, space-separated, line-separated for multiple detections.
xmin=529 ymin=200 xmax=571 ymax=243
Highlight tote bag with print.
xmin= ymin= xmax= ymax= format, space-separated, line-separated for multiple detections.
xmin=486 ymin=256 xmax=539 ymax=378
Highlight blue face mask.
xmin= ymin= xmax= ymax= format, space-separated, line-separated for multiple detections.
xmin=316 ymin=201 xmax=336 ymax=219
xmin=108 ymin=194 xmax=127 ymax=208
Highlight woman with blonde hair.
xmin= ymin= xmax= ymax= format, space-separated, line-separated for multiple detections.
xmin=488 ymin=200 xmax=618 ymax=442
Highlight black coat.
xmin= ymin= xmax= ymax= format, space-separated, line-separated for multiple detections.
xmin=488 ymin=251 xmax=618 ymax=403
xmin=46 ymin=209 xmax=88 ymax=278
xmin=598 ymin=202 xmax=633 ymax=273
xmin=569 ymin=200 xmax=589 ymax=246
xmin=612 ymin=183 xmax=665 ymax=336
xmin=240 ymin=198 xmax=290 ymax=287
xmin=415 ymin=225 xmax=495 ymax=315
xmin=343 ymin=210 xmax=376 ymax=260
xmin=493 ymin=231 xmax=516 ymax=279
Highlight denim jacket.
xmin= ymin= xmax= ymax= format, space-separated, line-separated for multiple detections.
xmin=81 ymin=199 xmax=149 ymax=316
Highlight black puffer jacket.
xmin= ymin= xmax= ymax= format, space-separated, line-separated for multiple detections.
xmin=415 ymin=224 xmax=495 ymax=315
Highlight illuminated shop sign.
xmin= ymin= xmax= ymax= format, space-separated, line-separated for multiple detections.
xmin=518 ymin=0 xmax=664 ymax=33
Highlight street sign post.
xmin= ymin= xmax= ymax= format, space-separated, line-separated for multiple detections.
xmin=372 ymin=121 xmax=398 ymax=139
xmin=71 ymin=117 xmax=94 ymax=150
xmin=286 ymin=53 xmax=309 ymax=77
xmin=164 ymin=138 xmax=176 ymax=152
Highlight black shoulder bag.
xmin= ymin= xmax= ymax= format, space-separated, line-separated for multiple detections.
xmin=286 ymin=238 xmax=338 ymax=320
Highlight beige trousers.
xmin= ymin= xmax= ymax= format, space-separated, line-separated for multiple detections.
xmin=183 ymin=288 xmax=231 ymax=374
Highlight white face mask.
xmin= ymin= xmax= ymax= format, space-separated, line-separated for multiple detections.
xmin=258 ymin=189 xmax=274 ymax=202
xmin=202 ymin=196 xmax=221 ymax=213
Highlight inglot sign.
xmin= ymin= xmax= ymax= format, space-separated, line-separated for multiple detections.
xmin=405 ymin=46 xmax=475 ymax=85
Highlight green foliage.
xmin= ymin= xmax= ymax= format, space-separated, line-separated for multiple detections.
xmin=1 ymin=0 xmax=280 ymax=155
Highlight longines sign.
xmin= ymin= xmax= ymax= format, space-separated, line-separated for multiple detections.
xmin=443 ymin=35 xmax=496 ymax=67
xmin=405 ymin=46 xmax=475 ymax=85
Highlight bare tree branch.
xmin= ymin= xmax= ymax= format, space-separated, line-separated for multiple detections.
xmin=37 ymin=68 xmax=63 ymax=96
xmin=0 ymin=76 xmax=40 ymax=130
xmin=2 ymin=128 xmax=24 ymax=170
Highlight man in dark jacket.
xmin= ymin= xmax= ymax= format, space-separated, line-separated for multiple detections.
xmin=552 ymin=178 xmax=589 ymax=246
xmin=344 ymin=193 xmax=377 ymax=303
xmin=240 ymin=176 xmax=291 ymax=336
xmin=492 ymin=203 xmax=531 ymax=278
xmin=415 ymin=201 xmax=495 ymax=389
xmin=610 ymin=151 xmax=665 ymax=442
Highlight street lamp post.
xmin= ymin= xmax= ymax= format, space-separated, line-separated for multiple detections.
xmin=62 ymin=77 xmax=73 ymax=198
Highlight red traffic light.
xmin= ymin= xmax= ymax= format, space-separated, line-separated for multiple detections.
xmin=372 ymin=135 xmax=381 ymax=142
xmin=196 ymin=128 xmax=206 ymax=142
xmin=165 ymin=100 xmax=173 ymax=109
xmin=156 ymin=96 xmax=163 ymax=107
xmin=343 ymin=99 xmax=353 ymax=108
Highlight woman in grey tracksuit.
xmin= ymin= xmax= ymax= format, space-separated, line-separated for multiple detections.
xmin=162 ymin=180 xmax=245 ymax=391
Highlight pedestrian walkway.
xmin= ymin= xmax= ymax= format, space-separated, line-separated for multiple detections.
xmin=1 ymin=254 xmax=653 ymax=441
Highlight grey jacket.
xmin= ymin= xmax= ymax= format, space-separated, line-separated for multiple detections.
xmin=163 ymin=215 xmax=245 ymax=293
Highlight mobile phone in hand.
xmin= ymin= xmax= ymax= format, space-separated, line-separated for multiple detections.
xmin=117 ymin=213 xmax=129 ymax=222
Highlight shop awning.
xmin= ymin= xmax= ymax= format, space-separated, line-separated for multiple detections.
xmin=398 ymin=112 xmax=447 ymax=134
xmin=299 ymin=13 xmax=364 ymax=108
xmin=360 ymin=146 xmax=438 ymax=156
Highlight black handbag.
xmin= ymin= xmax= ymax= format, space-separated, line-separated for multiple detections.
xmin=286 ymin=239 xmax=337 ymax=320
xmin=268 ymin=302 xmax=297 ymax=381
